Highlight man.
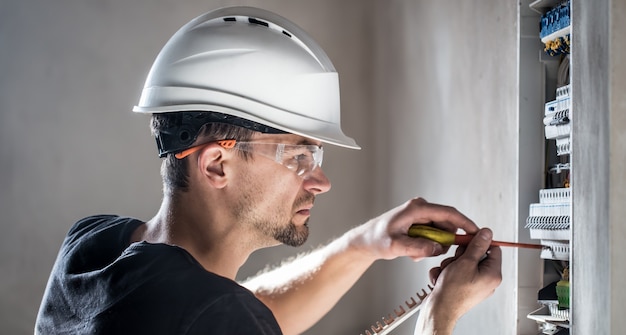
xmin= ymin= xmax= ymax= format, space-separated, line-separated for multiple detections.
xmin=36 ymin=6 xmax=501 ymax=335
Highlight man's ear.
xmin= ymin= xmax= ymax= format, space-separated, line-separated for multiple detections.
xmin=196 ymin=143 xmax=228 ymax=189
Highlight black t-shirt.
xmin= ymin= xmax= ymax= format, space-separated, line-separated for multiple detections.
xmin=35 ymin=215 xmax=282 ymax=334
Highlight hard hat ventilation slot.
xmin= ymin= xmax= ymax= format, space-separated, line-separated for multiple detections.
xmin=248 ymin=17 xmax=269 ymax=27
xmin=219 ymin=16 xmax=293 ymax=42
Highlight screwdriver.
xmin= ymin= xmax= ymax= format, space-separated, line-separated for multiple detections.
xmin=408 ymin=224 xmax=543 ymax=249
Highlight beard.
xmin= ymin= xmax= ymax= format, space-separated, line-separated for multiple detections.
xmin=233 ymin=184 xmax=314 ymax=247
xmin=265 ymin=192 xmax=314 ymax=247
xmin=272 ymin=219 xmax=309 ymax=247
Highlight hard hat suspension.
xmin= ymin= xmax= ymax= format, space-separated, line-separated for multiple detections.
xmin=155 ymin=111 xmax=286 ymax=158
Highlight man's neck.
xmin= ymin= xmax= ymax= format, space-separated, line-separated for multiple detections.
xmin=134 ymin=193 xmax=256 ymax=280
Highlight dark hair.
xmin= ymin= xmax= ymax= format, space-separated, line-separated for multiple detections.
xmin=151 ymin=113 xmax=256 ymax=195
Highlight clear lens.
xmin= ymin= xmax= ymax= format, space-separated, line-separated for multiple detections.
xmin=234 ymin=142 xmax=323 ymax=177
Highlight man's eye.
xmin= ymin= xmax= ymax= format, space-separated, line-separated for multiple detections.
xmin=283 ymin=154 xmax=304 ymax=165
xmin=295 ymin=153 xmax=309 ymax=161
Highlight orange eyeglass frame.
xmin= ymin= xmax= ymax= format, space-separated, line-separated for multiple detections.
xmin=174 ymin=140 xmax=237 ymax=159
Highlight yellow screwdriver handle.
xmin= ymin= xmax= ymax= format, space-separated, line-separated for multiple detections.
xmin=408 ymin=224 xmax=456 ymax=246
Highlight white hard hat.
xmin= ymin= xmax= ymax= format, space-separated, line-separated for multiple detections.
xmin=133 ymin=6 xmax=360 ymax=151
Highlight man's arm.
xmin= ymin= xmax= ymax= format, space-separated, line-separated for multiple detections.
xmin=242 ymin=197 xmax=482 ymax=335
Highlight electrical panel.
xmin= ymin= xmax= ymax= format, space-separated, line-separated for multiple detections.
xmin=526 ymin=1 xmax=571 ymax=334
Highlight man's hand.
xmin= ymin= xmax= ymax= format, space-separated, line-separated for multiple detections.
xmin=349 ymin=197 xmax=480 ymax=262
xmin=415 ymin=228 xmax=503 ymax=334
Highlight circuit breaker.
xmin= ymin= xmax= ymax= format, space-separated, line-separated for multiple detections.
xmin=525 ymin=1 xmax=571 ymax=334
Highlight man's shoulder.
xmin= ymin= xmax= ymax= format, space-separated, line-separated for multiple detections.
xmin=182 ymin=283 xmax=283 ymax=335
xmin=65 ymin=214 xmax=143 ymax=243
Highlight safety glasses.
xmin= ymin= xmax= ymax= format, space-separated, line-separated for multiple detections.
xmin=175 ymin=140 xmax=323 ymax=177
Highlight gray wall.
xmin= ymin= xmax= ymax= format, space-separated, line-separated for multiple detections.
xmin=572 ymin=0 xmax=626 ymax=333
xmin=0 ymin=1 xmax=376 ymax=334
xmin=4 ymin=1 xmax=602 ymax=334
xmin=369 ymin=1 xmax=525 ymax=334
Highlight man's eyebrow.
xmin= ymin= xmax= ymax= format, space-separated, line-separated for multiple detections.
xmin=295 ymin=139 xmax=322 ymax=146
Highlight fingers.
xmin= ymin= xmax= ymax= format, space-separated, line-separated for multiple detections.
xmin=406 ymin=198 xmax=480 ymax=235
xmin=363 ymin=197 xmax=480 ymax=262
xmin=429 ymin=255 xmax=457 ymax=284
xmin=479 ymin=246 xmax=503 ymax=286
xmin=458 ymin=228 xmax=493 ymax=263
xmin=454 ymin=245 xmax=466 ymax=258
xmin=404 ymin=238 xmax=445 ymax=261
xmin=429 ymin=266 xmax=442 ymax=285
xmin=439 ymin=255 xmax=457 ymax=269
xmin=456 ymin=228 xmax=502 ymax=290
